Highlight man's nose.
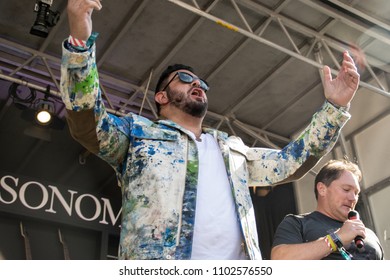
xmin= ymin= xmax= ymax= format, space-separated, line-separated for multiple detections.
xmin=348 ymin=192 xmax=358 ymax=201
xmin=191 ymin=78 xmax=201 ymax=88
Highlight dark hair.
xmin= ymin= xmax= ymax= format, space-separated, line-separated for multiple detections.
xmin=154 ymin=64 xmax=194 ymax=115
xmin=314 ymin=159 xmax=362 ymax=200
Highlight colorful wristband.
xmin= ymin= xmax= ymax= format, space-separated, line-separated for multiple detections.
xmin=329 ymin=232 xmax=343 ymax=249
xmin=68 ymin=34 xmax=87 ymax=50
xmin=329 ymin=232 xmax=353 ymax=260
xmin=68 ymin=32 xmax=99 ymax=51
xmin=325 ymin=234 xmax=337 ymax=252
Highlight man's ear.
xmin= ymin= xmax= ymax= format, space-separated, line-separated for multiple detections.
xmin=317 ymin=182 xmax=327 ymax=197
xmin=155 ymin=91 xmax=169 ymax=106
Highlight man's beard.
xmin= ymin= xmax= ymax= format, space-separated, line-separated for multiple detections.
xmin=166 ymin=88 xmax=208 ymax=118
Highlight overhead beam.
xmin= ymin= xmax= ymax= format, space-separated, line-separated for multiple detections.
xmin=166 ymin=0 xmax=390 ymax=98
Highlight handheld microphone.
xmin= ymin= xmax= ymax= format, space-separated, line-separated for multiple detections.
xmin=348 ymin=210 xmax=364 ymax=249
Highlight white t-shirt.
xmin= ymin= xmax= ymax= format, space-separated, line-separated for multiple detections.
xmin=189 ymin=133 xmax=247 ymax=259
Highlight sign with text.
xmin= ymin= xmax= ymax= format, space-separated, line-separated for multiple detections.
xmin=0 ymin=172 xmax=121 ymax=233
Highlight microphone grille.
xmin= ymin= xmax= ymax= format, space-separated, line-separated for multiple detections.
xmin=348 ymin=210 xmax=359 ymax=219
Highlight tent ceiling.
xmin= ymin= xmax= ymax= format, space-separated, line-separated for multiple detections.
xmin=1 ymin=0 xmax=390 ymax=194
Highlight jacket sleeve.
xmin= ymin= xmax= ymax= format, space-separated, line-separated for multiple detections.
xmin=245 ymin=101 xmax=350 ymax=186
xmin=60 ymin=41 xmax=130 ymax=173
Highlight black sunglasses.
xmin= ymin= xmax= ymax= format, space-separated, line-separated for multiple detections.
xmin=162 ymin=72 xmax=209 ymax=92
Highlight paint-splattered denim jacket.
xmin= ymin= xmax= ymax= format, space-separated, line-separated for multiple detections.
xmin=60 ymin=43 xmax=350 ymax=260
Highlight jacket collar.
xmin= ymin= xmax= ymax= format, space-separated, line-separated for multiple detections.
xmin=156 ymin=119 xmax=229 ymax=141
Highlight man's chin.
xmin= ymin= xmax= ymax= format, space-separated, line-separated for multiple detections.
xmin=186 ymin=107 xmax=207 ymax=118
xmin=188 ymin=110 xmax=207 ymax=118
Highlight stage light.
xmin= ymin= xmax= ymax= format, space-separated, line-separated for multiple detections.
xmin=9 ymin=83 xmax=61 ymax=132
xmin=35 ymin=99 xmax=55 ymax=125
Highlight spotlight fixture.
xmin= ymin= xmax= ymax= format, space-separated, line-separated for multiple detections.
xmin=34 ymin=85 xmax=56 ymax=126
xmin=35 ymin=99 xmax=55 ymax=125
xmin=30 ymin=0 xmax=60 ymax=38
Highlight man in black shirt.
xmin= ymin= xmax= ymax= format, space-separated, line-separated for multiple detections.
xmin=271 ymin=159 xmax=384 ymax=260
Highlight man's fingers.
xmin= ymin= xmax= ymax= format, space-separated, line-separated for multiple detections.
xmin=322 ymin=65 xmax=332 ymax=82
xmin=68 ymin=0 xmax=102 ymax=11
xmin=90 ymin=0 xmax=103 ymax=10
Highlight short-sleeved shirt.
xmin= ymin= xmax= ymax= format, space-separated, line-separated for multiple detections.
xmin=272 ymin=211 xmax=384 ymax=260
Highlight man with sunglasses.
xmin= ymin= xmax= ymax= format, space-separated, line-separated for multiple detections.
xmin=60 ymin=0 xmax=360 ymax=260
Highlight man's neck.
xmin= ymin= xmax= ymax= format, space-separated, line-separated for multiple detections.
xmin=315 ymin=207 xmax=345 ymax=222
xmin=161 ymin=109 xmax=204 ymax=138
